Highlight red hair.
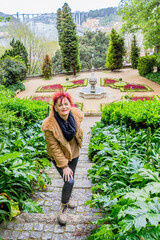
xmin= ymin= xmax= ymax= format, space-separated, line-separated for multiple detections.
xmin=52 ymin=92 xmax=73 ymax=110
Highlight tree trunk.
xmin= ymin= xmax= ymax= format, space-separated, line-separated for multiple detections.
xmin=73 ymin=67 xmax=76 ymax=76
xmin=155 ymin=45 xmax=160 ymax=72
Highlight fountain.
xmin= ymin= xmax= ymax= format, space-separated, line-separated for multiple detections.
xmin=79 ymin=72 xmax=107 ymax=99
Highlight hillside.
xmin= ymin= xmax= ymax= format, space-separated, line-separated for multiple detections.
xmin=0 ymin=7 xmax=120 ymax=43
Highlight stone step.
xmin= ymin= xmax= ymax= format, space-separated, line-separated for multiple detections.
xmin=14 ymin=212 xmax=100 ymax=225
xmin=45 ymin=163 xmax=93 ymax=174
xmin=48 ymin=178 xmax=92 ymax=188
xmin=32 ymin=188 xmax=93 ymax=203
xmin=80 ymin=150 xmax=89 ymax=155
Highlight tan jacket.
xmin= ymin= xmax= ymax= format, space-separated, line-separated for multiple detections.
xmin=41 ymin=107 xmax=84 ymax=168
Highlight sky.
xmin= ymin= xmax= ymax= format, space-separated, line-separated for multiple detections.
xmin=0 ymin=0 xmax=121 ymax=15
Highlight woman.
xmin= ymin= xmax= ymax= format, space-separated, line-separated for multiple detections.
xmin=41 ymin=92 xmax=84 ymax=225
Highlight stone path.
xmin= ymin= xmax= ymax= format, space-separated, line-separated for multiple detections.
xmin=0 ymin=116 xmax=101 ymax=240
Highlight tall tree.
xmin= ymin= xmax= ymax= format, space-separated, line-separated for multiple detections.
xmin=119 ymin=0 xmax=160 ymax=70
xmin=130 ymin=35 xmax=140 ymax=69
xmin=56 ymin=3 xmax=81 ymax=75
xmin=79 ymin=31 xmax=110 ymax=69
xmin=106 ymin=28 xmax=125 ymax=71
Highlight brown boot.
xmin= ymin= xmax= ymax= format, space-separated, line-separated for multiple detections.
xmin=68 ymin=197 xmax=75 ymax=209
xmin=58 ymin=203 xmax=68 ymax=225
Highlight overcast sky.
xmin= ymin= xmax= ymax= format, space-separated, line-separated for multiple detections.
xmin=1 ymin=0 xmax=121 ymax=14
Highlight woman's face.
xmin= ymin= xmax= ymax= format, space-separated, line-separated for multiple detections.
xmin=54 ymin=97 xmax=71 ymax=119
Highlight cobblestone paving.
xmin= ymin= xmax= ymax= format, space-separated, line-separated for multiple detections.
xmin=0 ymin=116 xmax=101 ymax=240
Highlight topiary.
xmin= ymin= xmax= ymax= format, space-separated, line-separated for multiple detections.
xmin=130 ymin=35 xmax=140 ymax=69
xmin=42 ymin=55 xmax=53 ymax=79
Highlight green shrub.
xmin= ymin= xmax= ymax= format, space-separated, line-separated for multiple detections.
xmin=137 ymin=55 xmax=156 ymax=76
xmin=1 ymin=38 xmax=28 ymax=68
xmin=42 ymin=55 xmax=52 ymax=79
xmin=0 ymin=85 xmax=15 ymax=98
xmin=101 ymin=100 xmax=160 ymax=130
xmin=2 ymin=98 xmax=48 ymax=123
xmin=1 ymin=56 xmax=27 ymax=86
xmin=0 ymin=86 xmax=48 ymax=127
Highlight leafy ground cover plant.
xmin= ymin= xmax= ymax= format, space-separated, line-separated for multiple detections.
xmin=86 ymin=100 xmax=160 ymax=239
xmin=145 ymin=72 xmax=160 ymax=85
xmin=0 ymin=86 xmax=51 ymax=223
xmin=36 ymin=78 xmax=88 ymax=92
xmin=0 ymin=121 xmax=51 ymax=223
xmin=87 ymin=125 xmax=160 ymax=239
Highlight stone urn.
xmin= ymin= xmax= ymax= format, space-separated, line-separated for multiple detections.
xmin=89 ymin=72 xmax=97 ymax=93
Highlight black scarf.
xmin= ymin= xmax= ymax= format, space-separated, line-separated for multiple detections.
xmin=54 ymin=111 xmax=76 ymax=141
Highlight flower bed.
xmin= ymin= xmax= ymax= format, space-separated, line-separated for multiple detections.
xmin=31 ymin=96 xmax=83 ymax=111
xmin=100 ymin=78 xmax=118 ymax=86
xmin=71 ymin=79 xmax=88 ymax=86
xmin=36 ymin=84 xmax=63 ymax=92
xmin=36 ymin=79 xmax=88 ymax=92
xmin=32 ymin=96 xmax=52 ymax=103
xmin=100 ymin=78 xmax=153 ymax=92
xmin=120 ymin=84 xmax=153 ymax=92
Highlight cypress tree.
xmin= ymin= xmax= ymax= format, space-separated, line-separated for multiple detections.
xmin=106 ymin=28 xmax=125 ymax=71
xmin=131 ymin=35 xmax=140 ymax=69
xmin=56 ymin=3 xmax=81 ymax=75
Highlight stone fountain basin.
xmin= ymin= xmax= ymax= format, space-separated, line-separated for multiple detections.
xmin=79 ymin=86 xmax=107 ymax=99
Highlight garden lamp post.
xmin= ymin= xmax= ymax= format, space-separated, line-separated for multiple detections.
xmin=91 ymin=53 xmax=94 ymax=70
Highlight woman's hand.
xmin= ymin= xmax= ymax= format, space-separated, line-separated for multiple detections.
xmin=63 ymin=166 xmax=73 ymax=182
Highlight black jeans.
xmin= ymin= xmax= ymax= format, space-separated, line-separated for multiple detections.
xmin=53 ymin=157 xmax=79 ymax=204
